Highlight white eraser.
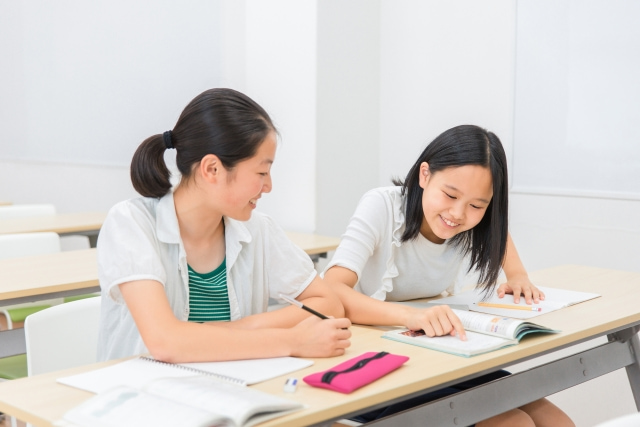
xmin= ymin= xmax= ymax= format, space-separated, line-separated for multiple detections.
xmin=284 ymin=377 xmax=298 ymax=393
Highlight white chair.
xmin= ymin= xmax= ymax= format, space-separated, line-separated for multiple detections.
xmin=24 ymin=296 xmax=101 ymax=376
xmin=0 ymin=203 xmax=56 ymax=219
xmin=594 ymin=412 xmax=640 ymax=427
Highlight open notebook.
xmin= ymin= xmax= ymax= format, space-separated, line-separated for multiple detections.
xmin=58 ymin=356 xmax=314 ymax=392
xmin=415 ymin=286 xmax=600 ymax=319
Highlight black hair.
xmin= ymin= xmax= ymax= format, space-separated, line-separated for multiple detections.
xmin=393 ymin=124 xmax=508 ymax=294
xmin=130 ymin=88 xmax=276 ymax=198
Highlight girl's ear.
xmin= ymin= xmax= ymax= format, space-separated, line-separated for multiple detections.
xmin=418 ymin=162 xmax=430 ymax=189
xmin=200 ymin=154 xmax=221 ymax=183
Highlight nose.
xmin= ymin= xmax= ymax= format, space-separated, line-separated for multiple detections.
xmin=449 ymin=201 xmax=465 ymax=221
xmin=263 ymin=173 xmax=272 ymax=193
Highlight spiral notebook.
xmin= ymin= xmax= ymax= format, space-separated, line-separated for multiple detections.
xmin=57 ymin=356 xmax=314 ymax=393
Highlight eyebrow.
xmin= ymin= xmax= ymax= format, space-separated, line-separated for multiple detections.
xmin=260 ymin=159 xmax=274 ymax=165
xmin=444 ymin=184 xmax=491 ymax=204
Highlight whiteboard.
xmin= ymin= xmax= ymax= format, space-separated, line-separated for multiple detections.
xmin=513 ymin=0 xmax=640 ymax=200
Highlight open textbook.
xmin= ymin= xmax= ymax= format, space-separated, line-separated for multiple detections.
xmin=58 ymin=375 xmax=304 ymax=427
xmin=382 ymin=309 xmax=559 ymax=357
xmin=417 ymin=286 xmax=600 ymax=319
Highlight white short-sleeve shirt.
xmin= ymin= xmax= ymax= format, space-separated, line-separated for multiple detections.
xmin=97 ymin=192 xmax=316 ymax=361
xmin=323 ymin=186 xmax=480 ymax=301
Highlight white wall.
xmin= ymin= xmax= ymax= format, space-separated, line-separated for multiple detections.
xmin=379 ymin=1 xmax=517 ymax=185
xmin=316 ymin=0 xmax=381 ymax=237
xmin=0 ymin=0 xmax=318 ymax=233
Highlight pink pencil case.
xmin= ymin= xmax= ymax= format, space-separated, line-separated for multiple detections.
xmin=303 ymin=351 xmax=409 ymax=394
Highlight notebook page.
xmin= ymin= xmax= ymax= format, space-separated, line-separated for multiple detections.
xmin=58 ymin=358 xmax=203 ymax=394
xmin=179 ymin=356 xmax=313 ymax=385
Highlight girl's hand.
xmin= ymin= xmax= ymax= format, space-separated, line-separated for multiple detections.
xmin=497 ymin=275 xmax=545 ymax=304
xmin=405 ymin=305 xmax=467 ymax=341
xmin=289 ymin=315 xmax=352 ymax=358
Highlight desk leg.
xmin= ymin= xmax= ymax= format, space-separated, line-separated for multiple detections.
xmin=617 ymin=329 xmax=640 ymax=410
xmin=0 ymin=329 xmax=26 ymax=358
xmin=88 ymin=234 xmax=98 ymax=248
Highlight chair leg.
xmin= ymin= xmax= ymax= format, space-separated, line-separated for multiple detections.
xmin=0 ymin=311 xmax=12 ymax=330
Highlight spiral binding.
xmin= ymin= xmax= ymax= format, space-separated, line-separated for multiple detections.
xmin=140 ymin=356 xmax=247 ymax=386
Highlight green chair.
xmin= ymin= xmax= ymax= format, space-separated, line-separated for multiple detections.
xmin=0 ymin=355 xmax=28 ymax=380
xmin=63 ymin=293 xmax=101 ymax=303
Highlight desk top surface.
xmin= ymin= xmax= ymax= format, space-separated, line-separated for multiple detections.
xmin=0 ymin=212 xmax=107 ymax=235
xmin=0 ymin=212 xmax=341 ymax=255
xmin=1 ymin=264 xmax=640 ymax=426
xmin=284 ymin=231 xmax=340 ymax=255
xmin=0 ymin=231 xmax=339 ymax=302
xmin=0 ymin=249 xmax=98 ymax=302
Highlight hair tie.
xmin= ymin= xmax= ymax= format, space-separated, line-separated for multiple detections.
xmin=163 ymin=130 xmax=174 ymax=150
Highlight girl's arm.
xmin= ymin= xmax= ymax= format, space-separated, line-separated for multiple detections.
xmin=497 ymin=233 xmax=545 ymax=304
xmin=324 ymin=266 xmax=466 ymax=340
xmin=119 ymin=279 xmax=351 ymax=364
xmin=219 ymin=276 xmax=346 ymax=330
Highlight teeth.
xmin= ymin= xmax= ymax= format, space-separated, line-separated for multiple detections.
xmin=442 ymin=216 xmax=458 ymax=227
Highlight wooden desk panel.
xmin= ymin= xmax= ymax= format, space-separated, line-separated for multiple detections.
xmin=284 ymin=232 xmax=340 ymax=256
xmin=1 ymin=265 xmax=640 ymax=427
xmin=0 ymin=212 xmax=107 ymax=236
xmin=0 ymin=249 xmax=98 ymax=305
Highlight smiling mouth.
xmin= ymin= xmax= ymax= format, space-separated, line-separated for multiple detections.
xmin=440 ymin=215 xmax=459 ymax=227
xmin=249 ymin=198 xmax=258 ymax=207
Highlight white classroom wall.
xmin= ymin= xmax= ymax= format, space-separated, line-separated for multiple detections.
xmin=1 ymin=1 xmax=639 ymax=425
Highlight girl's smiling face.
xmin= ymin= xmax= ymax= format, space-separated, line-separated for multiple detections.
xmin=214 ymin=131 xmax=277 ymax=221
xmin=418 ymin=163 xmax=493 ymax=244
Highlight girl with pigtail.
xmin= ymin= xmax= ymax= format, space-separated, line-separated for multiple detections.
xmin=97 ymin=88 xmax=351 ymax=363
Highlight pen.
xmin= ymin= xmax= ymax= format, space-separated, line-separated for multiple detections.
xmin=477 ymin=302 xmax=542 ymax=312
xmin=279 ymin=293 xmax=329 ymax=319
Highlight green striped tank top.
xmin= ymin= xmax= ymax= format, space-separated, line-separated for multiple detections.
xmin=187 ymin=258 xmax=231 ymax=322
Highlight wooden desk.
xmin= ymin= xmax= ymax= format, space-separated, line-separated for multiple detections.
xmin=285 ymin=232 xmax=340 ymax=262
xmin=0 ymin=212 xmax=339 ymax=255
xmin=0 ymin=249 xmax=100 ymax=358
xmin=0 ymin=212 xmax=107 ymax=247
xmin=1 ymin=265 xmax=640 ymax=426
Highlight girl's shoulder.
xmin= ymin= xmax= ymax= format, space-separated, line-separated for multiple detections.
xmin=359 ymin=186 xmax=404 ymax=209
xmin=105 ymin=196 xmax=163 ymax=226
xmin=224 ymin=210 xmax=283 ymax=241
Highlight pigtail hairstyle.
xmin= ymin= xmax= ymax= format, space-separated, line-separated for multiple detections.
xmin=131 ymin=88 xmax=276 ymax=198
xmin=393 ymin=125 xmax=509 ymax=294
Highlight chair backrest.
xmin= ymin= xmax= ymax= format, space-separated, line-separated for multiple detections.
xmin=0 ymin=203 xmax=56 ymax=219
xmin=24 ymin=296 xmax=101 ymax=376
xmin=0 ymin=232 xmax=61 ymax=260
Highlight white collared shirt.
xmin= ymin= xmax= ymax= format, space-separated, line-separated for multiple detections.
xmin=323 ymin=186 xmax=480 ymax=301
xmin=96 ymin=192 xmax=316 ymax=361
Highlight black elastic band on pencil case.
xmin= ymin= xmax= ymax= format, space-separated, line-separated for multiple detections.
xmin=320 ymin=352 xmax=389 ymax=384
xmin=139 ymin=356 xmax=247 ymax=386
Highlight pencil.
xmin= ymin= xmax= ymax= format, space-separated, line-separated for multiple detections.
xmin=279 ymin=293 xmax=330 ymax=319
xmin=477 ymin=302 xmax=542 ymax=312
